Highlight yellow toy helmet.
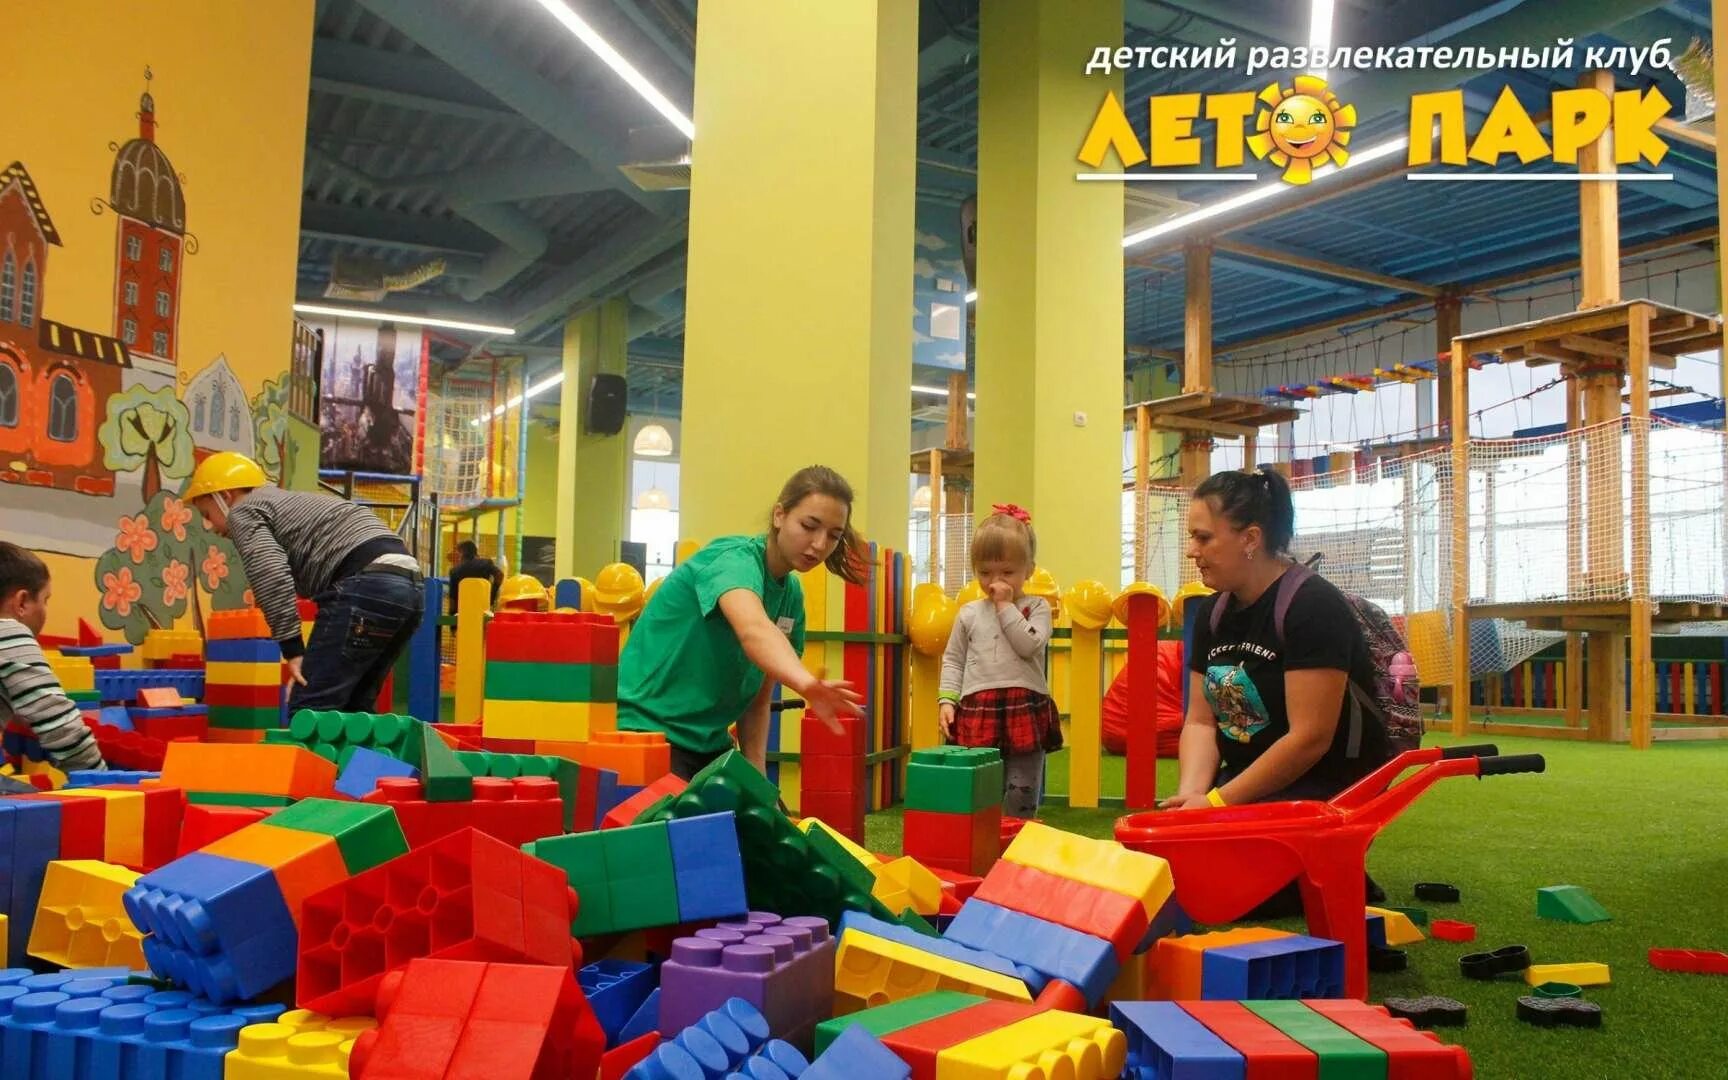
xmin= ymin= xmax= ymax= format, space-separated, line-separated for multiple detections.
xmin=1064 ymin=579 xmax=1116 ymax=631
xmin=593 ymin=563 xmax=645 ymax=621
xmin=956 ymin=579 xmax=986 ymax=606
xmin=183 ymin=452 xmax=267 ymax=502
xmin=1111 ymin=581 xmax=1168 ymax=628
xmin=1024 ymin=567 xmax=1061 ymax=619
xmin=908 ymin=583 xmax=957 ymax=656
xmin=498 ymin=574 xmax=549 ymax=609
xmin=1173 ymin=580 xmax=1216 ymax=630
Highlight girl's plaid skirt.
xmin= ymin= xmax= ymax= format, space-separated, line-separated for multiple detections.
xmin=955 ymin=686 xmax=1061 ymax=756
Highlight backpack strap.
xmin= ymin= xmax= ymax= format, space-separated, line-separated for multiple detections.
xmin=1270 ymin=563 xmax=1314 ymax=645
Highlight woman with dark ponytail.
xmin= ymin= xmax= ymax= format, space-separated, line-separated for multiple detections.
xmin=617 ymin=465 xmax=867 ymax=780
xmin=1162 ymin=466 xmax=1391 ymax=812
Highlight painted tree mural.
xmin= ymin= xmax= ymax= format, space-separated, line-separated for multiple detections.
xmin=251 ymin=375 xmax=292 ymax=483
xmin=98 ymin=384 xmax=194 ymax=501
xmin=92 ymin=490 xmax=249 ymax=643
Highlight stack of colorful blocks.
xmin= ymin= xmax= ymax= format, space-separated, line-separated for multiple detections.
xmin=203 ymin=608 xmax=285 ymax=742
xmin=902 ymin=746 xmax=1003 ymax=876
xmin=481 ymin=611 xmax=619 ymax=747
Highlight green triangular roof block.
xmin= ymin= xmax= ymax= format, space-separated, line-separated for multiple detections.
xmin=418 ymin=723 xmax=473 ymax=801
xmin=1538 ymin=885 xmax=1611 ymax=924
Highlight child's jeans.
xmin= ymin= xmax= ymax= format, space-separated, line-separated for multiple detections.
xmin=1002 ymin=750 xmax=1045 ymax=819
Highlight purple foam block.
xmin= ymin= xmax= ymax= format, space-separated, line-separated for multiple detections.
xmin=658 ymin=913 xmax=835 ymax=1049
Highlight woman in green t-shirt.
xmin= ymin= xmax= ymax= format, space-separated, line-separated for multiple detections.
xmin=618 ymin=466 xmax=867 ymax=779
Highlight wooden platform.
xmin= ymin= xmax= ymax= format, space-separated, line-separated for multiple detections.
xmin=1468 ymin=598 xmax=1728 ymax=631
xmin=1125 ymin=392 xmax=1301 ymax=438
xmin=1455 ymin=299 xmax=1723 ymax=372
xmin=909 ymin=447 xmax=973 ymax=479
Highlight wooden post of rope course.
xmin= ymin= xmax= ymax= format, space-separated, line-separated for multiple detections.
xmin=1134 ymin=404 xmax=1151 ymax=581
xmin=1628 ymin=303 xmax=1654 ymax=749
xmin=1448 ymin=339 xmax=1472 ymax=738
xmin=1578 ymin=67 xmax=1628 ymax=743
xmin=1181 ymin=241 xmax=1215 ymax=486
xmin=946 ymin=371 xmax=968 ymax=448
xmin=927 ymin=447 xmax=943 ymax=586
xmin=1564 ymin=377 xmax=1584 ymax=728
xmin=1435 ymin=296 xmax=1461 ymax=432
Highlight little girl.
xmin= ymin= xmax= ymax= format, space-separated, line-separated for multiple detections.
xmin=937 ymin=505 xmax=1062 ymax=818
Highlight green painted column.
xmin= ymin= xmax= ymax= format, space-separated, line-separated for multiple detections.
xmin=680 ymin=1 xmax=917 ymax=546
xmin=973 ymin=0 xmax=1126 ymax=589
xmin=555 ymin=298 xmax=629 ymax=579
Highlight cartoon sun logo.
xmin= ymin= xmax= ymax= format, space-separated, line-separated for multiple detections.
xmin=1246 ymin=74 xmax=1356 ymax=185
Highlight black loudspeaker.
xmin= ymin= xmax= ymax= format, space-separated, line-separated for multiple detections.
xmin=586 ymin=373 xmax=628 ymax=435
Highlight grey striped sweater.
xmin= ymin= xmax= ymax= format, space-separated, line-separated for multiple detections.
xmin=0 ymin=618 xmax=105 ymax=771
xmin=224 ymin=487 xmax=407 ymax=657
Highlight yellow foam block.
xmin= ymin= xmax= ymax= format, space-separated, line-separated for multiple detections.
xmin=1002 ymin=821 xmax=1174 ymax=922
xmin=799 ymin=818 xmax=882 ymax=869
xmin=481 ymin=698 xmax=613 ymax=741
xmin=940 ymin=1009 xmax=1127 ymax=1080
xmin=27 ymin=860 xmax=146 ymax=970
xmin=0 ymin=913 xmax=7 ymax=964
xmin=225 ymin=1009 xmax=377 ymax=1078
xmin=834 ymin=928 xmax=1031 ymax=1013
xmin=49 ymin=657 xmax=96 ymax=692
xmin=1527 ymin=962 xmax=1611 ymax=987
xmin=1366 ymin=906 xmax=1426 ymax=946
xmin=59 ymin=788 xmax=145 ymax=867
xmin=207 ymin=661 xmax=285 ymax=687
xmin=141 ymin=629 xmax=204 ymax=662
xmin=874 ymin=856 xmax=941 ymax=917
xmin=20 ymin=759 xmax=68 ymax=789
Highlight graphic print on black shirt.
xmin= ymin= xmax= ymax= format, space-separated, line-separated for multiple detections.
xmin=1189 ymin=568 xmax=1389 ymax=795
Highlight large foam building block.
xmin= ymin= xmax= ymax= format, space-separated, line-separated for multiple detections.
xmin=659 ymin=911 xmax=835 ymax=1047
xmin=297 ymin=827 xmax=579 ymax=1016
xmin=834 ymin=912 xmax=1034 ymax=1011
xmin=266 ymin=709 xmax=426 ymax=768
xmin=818 ymin=991 xmax=1122 ymax=1080
xmin=1149 ymin=929 xmax=1293 ymax=1001
xmin=580 ymin=959 xmax=657 ymax=1048
xmin=224 ymin=1008 xmax=377 ymax=1078
xmin=943 ymin=898 xmax=1119 ymax=1008
xmin=1201 ymin=934 xmax=1347 ymax=1000
xmin=363 ymin=776 xmax=564 ymax=849
xmin=26 ymin=859 xmax=147 ymax=970
xmin=622 ymin=997 xmax=791 ymax=1080
xmin=0 ymin=798 xmax=61 ymax=963
xmin=347 ymin=959 xmax=604 ymax=1080
xmin=802 ymin=1023 xmax=910 ymax=1080
xmin=0 ymin=966 xmax=284 ymax=1080
xmin=161 ymin=742 xmax=337 ymax=801
xmin=528 ymin=811 xmax=748 ymax=936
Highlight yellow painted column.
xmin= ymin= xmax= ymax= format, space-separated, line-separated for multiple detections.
xmin=453 ymin=577 xmax=490 ymax=725
xmin=973 ymin=0 xmax=1125 ymax=588
xmin=680 ymin=3 xmax=916 ymax=547
xmin=555 ymin=299 xmax=630 ymax=580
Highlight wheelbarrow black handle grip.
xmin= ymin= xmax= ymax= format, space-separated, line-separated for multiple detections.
xmin=1477 ymin=754 xmax=1546 ymax=776
xmin=770 ymin=699 xmax=806 ymax=713
xmin=1441 ymin=743 xmax=1499 ymax=759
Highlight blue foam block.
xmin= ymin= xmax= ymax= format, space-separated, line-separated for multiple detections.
xmin=625 ymin=997 xmax=772 ymax=1080
xmin=1112 ymin=1000 xmax=1245 ymax=1080
xmin=131 ymin=704 xmax=210 ymax=720
xmin=666 ymin=812 xmax=748 ymax=924
xmin=942 ymin=898 xmax=1118 ymax=1006
xmin=94 ymin=669 xmax=205 ymax=704
xmin=58 ymin=644 xmax=133 ymax=658
xmin=65 ymin=770 xmax=161 ymax=788
xmin=205 ymin=638 xmax=282 ymax=664
xmin=838 ymin=910 xmax=1040 ymax=991
xmin=578 ymin=959 xmax=657 ymax=1047
xmin=803 ymin=1023 xmax=909 ymax=1079
xmin=593 ymin=767 xmax=623 ymax=830
xmin=1366 ymin=913 xmax=1387 ymax=948
xmin=1202 ymin=934 xmax=1346 ymax=1000
xmin=334 ymin=746 xmax=419 ymax=800
xmin=1 ymin=800 xmax=59 ymax=963
xmin=124 ymin=852 xmax=299 ymax=1003
xmin=97 ymin=706 xmax=135 ymax=732
xmin=617 ymin=986 xmax=661 ymax=1044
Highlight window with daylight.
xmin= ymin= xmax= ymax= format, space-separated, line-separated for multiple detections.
xmin=153 ymin=331 xmax=169 ymax=356
xmin=0 ymin=365 xmax=17 ymax=427
xmin=122 ymin=319 xmax=137 ymax=345
xmin=47 ymin=374 xmax=78 ymax=442
xmin=159 ymin=247 xmax=174 ymax=273
xmin=156 ymin=290 xmax=170 ymax=317
xmin=124 ymin=281 xmax=138 ymax=305
xmin=0 ymin=252 xmax=14 ymax=321
xmin=126 ymin=235 xmax=141 ymax=261
xmin=18 ymin=262 xmax=35 ymax=327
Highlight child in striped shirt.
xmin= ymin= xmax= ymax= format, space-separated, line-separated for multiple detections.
xmin=0 ymin=542 xmax=105 ymax=771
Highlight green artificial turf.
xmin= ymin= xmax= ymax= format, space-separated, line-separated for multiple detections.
xmin=864 ymin=733 xmax=1728 ymax=1080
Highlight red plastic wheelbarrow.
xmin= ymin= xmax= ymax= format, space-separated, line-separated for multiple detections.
xmin=1115 ymin=744 xmax=1545 ymax=999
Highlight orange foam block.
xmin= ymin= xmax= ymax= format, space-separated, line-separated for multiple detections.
xmin=206 ymin=608 xmax=273 ymax=641
xmin=579 ymin=731 xmax=671 ymax=786
xmin=138 ymin=687 xmax=185 ymax=710
xmin=202 ymin=822 xmax=350 ymax=928
xmin=161 ymin=742 xmax=337 ymax=799
xmin=1150 ymin=928 xmax=1293 ymax=1000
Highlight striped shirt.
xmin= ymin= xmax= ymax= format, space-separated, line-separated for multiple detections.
xmin=224 ymin=487 xmax=410 ymax=657
xmin=0 ymin=618 xmax=105 ymax=771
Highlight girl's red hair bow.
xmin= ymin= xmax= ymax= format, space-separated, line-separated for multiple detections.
xmin=992 ymin=503 xmax=1031 ymax=524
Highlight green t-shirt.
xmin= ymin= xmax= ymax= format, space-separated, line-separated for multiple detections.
xmin=617 ymin=534 xmax=807 ymax=753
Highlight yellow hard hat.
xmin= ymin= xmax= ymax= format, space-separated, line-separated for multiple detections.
xmin=1173 ymin=580 xmax=1216 ymax=629
xmin=1024 ymin=567 xmax=1061 ymax=618
xmin=956 ymin=579 xmax=986 ymax=606
xmin=909 ymin=583 xmax=957 ymax=656
xmin=593 ymin=563 xmax=645 ymax=621
xmin=1110 ymin=581 xmax=1168 ymax=628
xmin=499 ymin=574 xmax=548 ymax=607
xmin=1064 ymin=579 xmax=1116 ymax=631
xmin=183 ymin=451 xmax=267 ymax=502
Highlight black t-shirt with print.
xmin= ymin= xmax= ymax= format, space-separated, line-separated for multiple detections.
xmin=1188 ymin=568 xmax=1390 ymax=797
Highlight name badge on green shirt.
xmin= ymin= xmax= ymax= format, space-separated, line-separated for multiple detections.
xmin=776 ymin=616 xmax=795 ymax=635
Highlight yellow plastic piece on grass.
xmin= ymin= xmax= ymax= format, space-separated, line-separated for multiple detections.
xmin=834 ymin=928 xmax=1032 ymax=1013
xmin=939 ymin=1009 xmax=1127 ymax=1080
xmin=1527 ymin=962 xmax=1611 ymax=987
xmin=1366 ymin=906 xmax=1426 ymax=946
xmin=225 ymin=1009 xmax=377 ymax=1078
xmin=27 ymin=860 xmax=146 ymax=970
xmin=1002 ymin=822 xmax=1174 ymax=923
